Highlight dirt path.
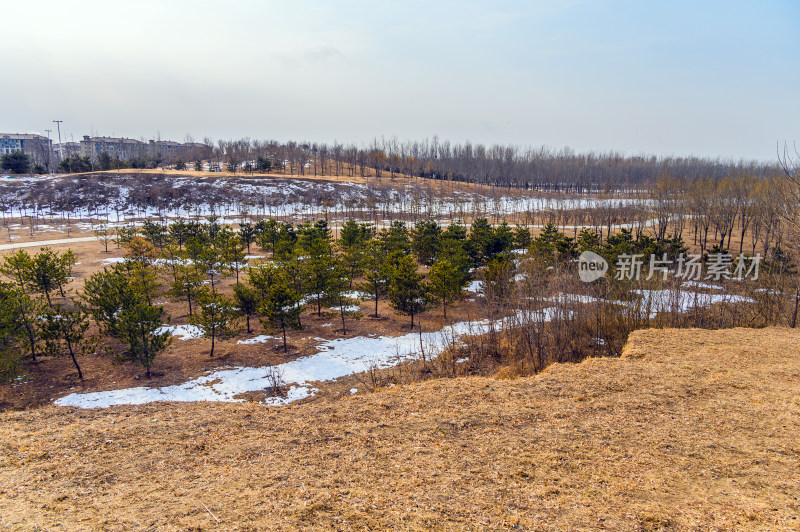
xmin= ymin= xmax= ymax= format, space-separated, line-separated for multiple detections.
xmin=0 ymin=235 xmax=99 ymax=250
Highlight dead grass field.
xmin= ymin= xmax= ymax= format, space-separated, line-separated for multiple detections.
xmin=1 ymin=327 xmax=798 ymax=530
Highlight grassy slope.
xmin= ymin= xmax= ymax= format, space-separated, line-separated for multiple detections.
xmin=1 ymin=327 xmax=799 ymax=531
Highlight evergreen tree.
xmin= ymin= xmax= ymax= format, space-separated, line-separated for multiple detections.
xmin=360 ymin=239 xmax=391 ymax=317
xmin=169 ymin=220 xmax=189 ymax=249
xmin=141 ymin=220 xmax=169 ymax=250
xmin=259 ymin=266 xmax=304 ymax=352
xmin=339 ymin=220 xmax=374 ymax=287
xmin=388 ymin=254 xmax=430 ymax=328
xmin=326 ymin=257 xmax=355 ymax=334
xmin=27 ymin=248 xmax=67 ymax=305
xmin=41 ymin=306 xmax=93 ymax=381
xmin=429 ymin=258 xmax=469 ymax=319
xmin=81 ymin=264 xmax=134 ymax=334
xmin=297 ymin=221 xmax=334 ymax=316
xmin=467 ymin=217 xmax=495 ymax=266
xmin=233 ymin=283 xmax=260 ymax=334
xmin=0 ymin=250 xmax=33 ymax=289
xmin=190 ymin=289 xmax=240 ymax=357
xmin=378 ymin=221 xmax=411 ymax=256
xmin=1 ymin=151 xmax=31 ymax=174
xmin=254 ymin=218 xmax=281 ymax=253
xmin=410 ymin=220 xmax=442 ymax=266
xmin=514 ymin=225 xmax=532 ymax=250
xmin=6 ymin=286 xmax=45 ymax=363
xmin=169 ymin=262 xmax=203 ymax=316
xmin=0 ymin=282 xmax=25 ymax=381
xmin=116 ymin=301 xmax=171 ymax=378
xmin=219 ymin=227 xmax=246 ymax=283
xmin=97 ymin=151 xmax=112 ymax=171
xmin=238 ymin=222 xmax=255 ymax=254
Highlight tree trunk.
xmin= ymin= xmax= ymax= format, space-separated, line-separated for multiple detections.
xmin=66 ymin=341 xmax=83 ymax=381
xmin=339 ymin=296 xmax=347 ymax=334
xmin=210 ymin=329 xmax=215 ymax=357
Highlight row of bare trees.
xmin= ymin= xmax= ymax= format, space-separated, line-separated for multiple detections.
xmin=201 ymin=136 xmax=780 ymax=190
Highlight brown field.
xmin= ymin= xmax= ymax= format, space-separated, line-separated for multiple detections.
xmin=1 ymin=327 xmax=798 ymax=530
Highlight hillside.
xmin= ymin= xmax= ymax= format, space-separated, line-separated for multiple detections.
xmin=1 ymin=327 xmax=799 ymax=530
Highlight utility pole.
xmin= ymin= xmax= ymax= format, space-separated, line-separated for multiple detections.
xmin=45 ymin=129 xmax=53 ymax=173
xmin=53 ymin=120 xmax=64 ymax=162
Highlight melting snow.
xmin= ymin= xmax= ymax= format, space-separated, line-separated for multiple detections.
xmin=55 ymin=319 xmax=501 ymax=409
xmin=237 ymin=335 xmax=274 ymax=345
xmin=155 ymin=324 xmax=204 ymax=340
xmin=467 ymin=280 xmax=484 ymax=294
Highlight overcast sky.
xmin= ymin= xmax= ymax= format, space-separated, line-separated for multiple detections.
xmin=3 ymin=0 xmax=798 ymax=161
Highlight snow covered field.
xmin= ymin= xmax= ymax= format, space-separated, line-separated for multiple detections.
xmin=1 ymin=173 xmax=649 ymax=225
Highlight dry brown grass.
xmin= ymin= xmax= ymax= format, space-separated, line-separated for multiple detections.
xmin=1 ymin=327 xmax=798 ymax=530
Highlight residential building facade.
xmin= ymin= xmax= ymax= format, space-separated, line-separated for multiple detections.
xmin=0 ymin=133 xmax=53 ymax=167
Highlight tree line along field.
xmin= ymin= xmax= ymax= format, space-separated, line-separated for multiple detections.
xmin=1 ymin=200 xmax=798 ymax=409
xmin=1 ymin=169 xmax=796 ymax=261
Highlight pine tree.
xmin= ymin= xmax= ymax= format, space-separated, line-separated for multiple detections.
xmin=233 ymin=283 xmax=260 ymax=334
xmin=360 ymin=239 xmax=391 ymax=317
xmin=0 ymin=282 xmax=25 ymax=381
xmin=297 ymin=221 xmax=334 ymax=316
xmin=388 ymin=254 xmax=430 ymax=328
xmin=219 ymin=227 xmax=247 ymax=283
xmin=81 ymin=264 xmax=133 ymax=334
xmin=27 ymin=248 xmax=67 ymax=305
xmin=326 ymin=257 xmax=355 ymax=334
xmin=116 ymin=301 xmax=171 ymax=378
xmin=259 ymin=267 xmax=304 ymax=352
xmin=411 ymin=220 xmax=442 ymax=266
xmin=429 ymin=258 xmax=468 ymax=319
xmin=190 ymin=289 xmax=240 ymax=357
xmin=0 ymin=249 xmax=33 ymax=288
xmin=41 ymin=306 xmax=93 ymax=381
xmin=239 ymin=222 xmax=255 ymax=254
xmin=339 ymin=220 xmax=374 ymax=288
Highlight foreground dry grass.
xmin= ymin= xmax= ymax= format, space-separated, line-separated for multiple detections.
xmin=1 ymin=327 xmax=799 ymax=530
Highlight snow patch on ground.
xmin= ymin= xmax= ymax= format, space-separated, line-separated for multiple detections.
xmin=55 ymin=318 xmax=502 ymax=409
xmin=330 ymin=305 xmax=361 ymax=313
xmin=682 ymin=281 xmax=725 ymax=290
xmin=98 ymin=256 xmax=127 ymax=265
xmin=155 ymin=324 xmax=204 ymax=340
xmin=237 ymin=335 xmax=274 ymax=345
xmin=467 ymin=280 xmax=483 ymax=294
xmin=632 ymin=289 xmax=755 ymax=318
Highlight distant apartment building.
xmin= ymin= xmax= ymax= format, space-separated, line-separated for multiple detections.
xmin=80 ymin=135 xmax=211 ymax=163
xmin=53 ymin=142 xmax=81 ymax=158
xmin=80 ymin=136 xmax=147 ymax=161
xmin=0 ymin=133 xmax=53 ymax=166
